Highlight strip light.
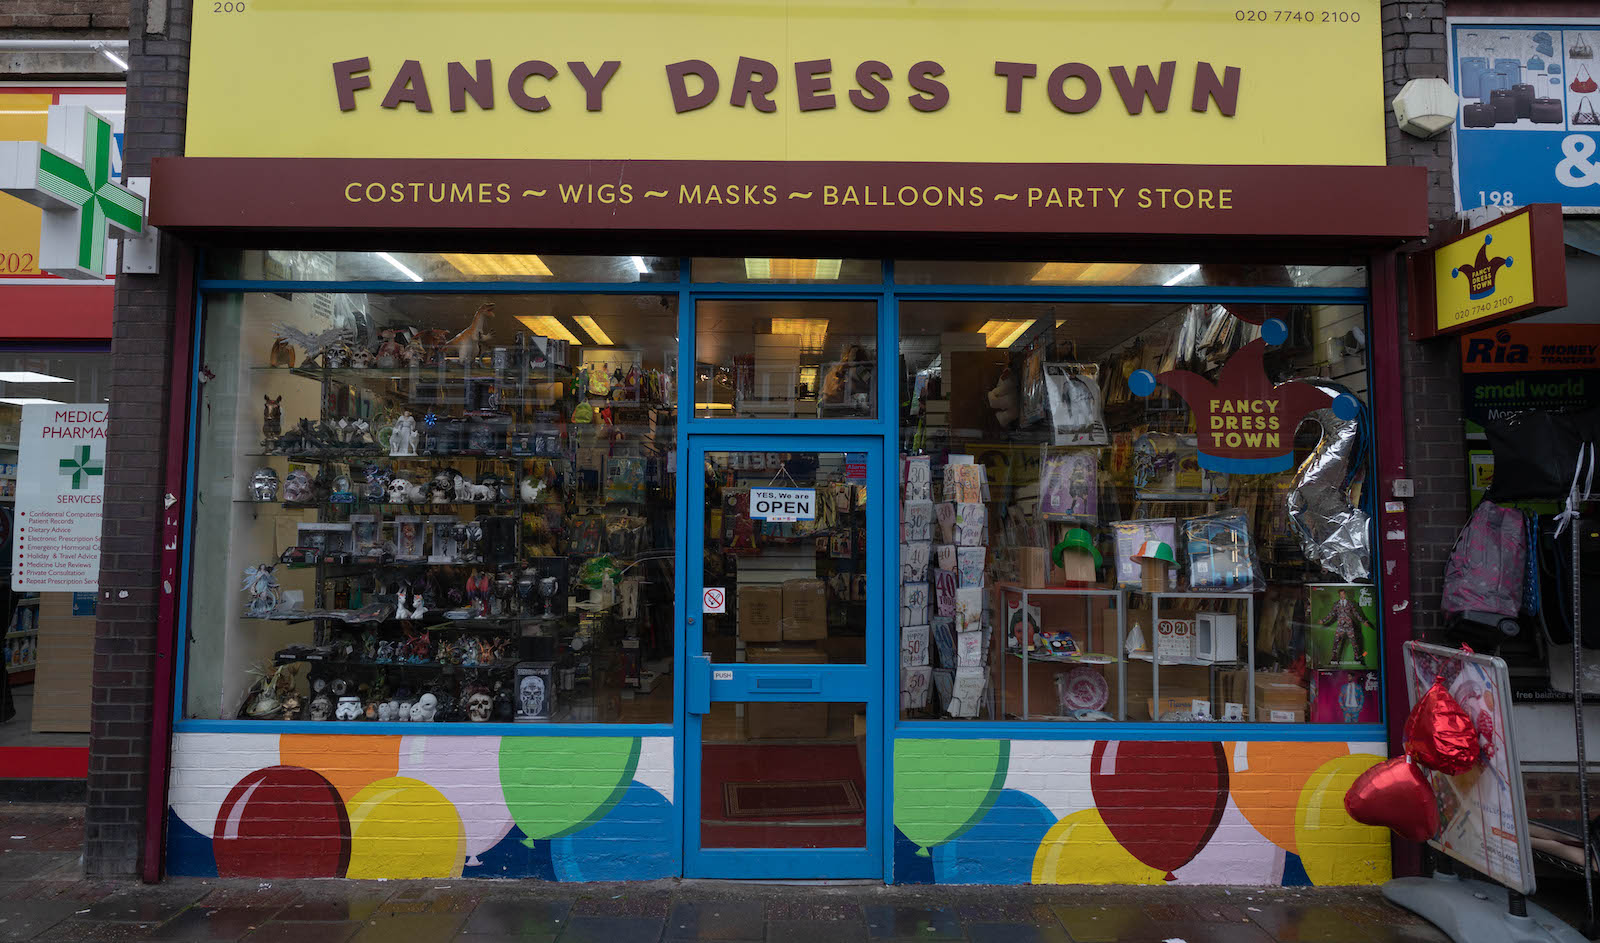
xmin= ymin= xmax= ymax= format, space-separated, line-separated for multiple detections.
xmin=1163 ymin=264 xmax=1201 ymax=287
xmin=0 ymin=371 xmax=72 ymax=383
xmin=631 ymin=256 xmax=649 ymax=274
xmin=515 ymin=316 xmax=582 ymax=345
xmin=441 ymin=254 xmax=554 ymax=278
xmin=0 ymin=397 xmax=64 ymax=405
xmin=377 ymin=251 xmax=424 ymax=282
xmin=573 ymin=315 xmax=613 ymax=346
xmin=977 ymin=319 xmax=1035 ymax=348
xmin=745 ymin=258 xmax=842 ymax=280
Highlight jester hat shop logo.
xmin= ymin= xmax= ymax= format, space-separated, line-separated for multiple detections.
xmin=0 ymin=105 xmax=144 ymax=279
xmin=59 ymin=445 xmax=103 ymax=490
xmin=1127 ymin=318 xmax=1361 ymax=475
xmin=1451 ymin=234 xmax=1512 ymax=302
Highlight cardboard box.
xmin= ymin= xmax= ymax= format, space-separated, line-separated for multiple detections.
xmin=737 ymin=585 xmax=784 ymax=642
xmin=1017 ymin=547 xmax=1049 ymax=588
xmin=1124 ymin=664 xmax=1210 ymax=722
xmin=782 ymin=578 xmax=828 ymax=641
xmin=1259 ymin=707 xmax=1308 ymax=723
xmin=744 ymin=642 xmax=829 ymax=738
xmin=1308 ymin=669 xmax=1380 ymax=723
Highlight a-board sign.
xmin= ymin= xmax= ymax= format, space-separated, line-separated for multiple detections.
xmin=749 ymin=487 xmax=816 ymax=523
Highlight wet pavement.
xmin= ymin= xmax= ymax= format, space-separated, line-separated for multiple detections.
xmin=0 ymin=802 xmax=1548 ymax=943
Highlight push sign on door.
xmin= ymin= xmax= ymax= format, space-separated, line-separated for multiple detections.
xmin=749 ymin=488 xmax=816 ymax=523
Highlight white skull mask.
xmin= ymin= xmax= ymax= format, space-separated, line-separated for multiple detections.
xmin=467 ymin=692 xmax=493 ymax=721
xmin=308 ymin=695 xmax=332 ymax=721
xmin=388 ymin=478 xmax=411 ymax=503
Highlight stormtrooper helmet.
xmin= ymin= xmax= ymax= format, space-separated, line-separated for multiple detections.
xmin=308 ymin=694 xmax=333 ymax=721
xmin=388 ymin=477 xmax=412 ymax=503
xmin=334 ymin=695 xmax=362 ymax=720
xmin=467 ymin=690 xmax=493 ymax=722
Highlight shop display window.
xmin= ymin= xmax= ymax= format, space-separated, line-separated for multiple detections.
xmin=897 ymin=293 xmax=1379 ymax=725
xmin=206 ymin=250 xmax=681 ymax=284
xmin=694 ymin=300 xmax=877 ymax=419
xmin=893 ymin=260 xmax=1368 ymax=289
xmin=185 ymin=291 xmax=677 ymax=724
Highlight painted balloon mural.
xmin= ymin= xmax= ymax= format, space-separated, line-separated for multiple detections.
xmin=167 ymin=732 xmax=1393 ymax=886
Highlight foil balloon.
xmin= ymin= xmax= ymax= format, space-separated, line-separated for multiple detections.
xmin=1343 ymin=756 xmax=1439 ymax=842
xmin=1286 ymin=380 xmax=1371 ymax=581
xmin=1404 ymin=679 xmax=1481 ymax=774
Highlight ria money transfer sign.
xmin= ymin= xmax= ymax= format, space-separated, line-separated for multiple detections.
xmin=12 ymin=404 xmax=107 ymax=592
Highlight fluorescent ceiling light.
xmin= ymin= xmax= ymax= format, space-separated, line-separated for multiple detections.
xmin=769 ymin=318 xmax=829 ymax=351
xmin=978 ymin=319 xmax=1035 ymax=348
xmin=0 ymin=371 xmax=72 ymax=383
xmin=695 ymin=403 xmax=735 ymax=410
xmin=94 ymin=43 xmax=128 ymax=70
xmin=376 ymin=251 xmax=423 ymax=282
xmin=744 ymin=258 xmax=842 ymax=280
xmin=1163 ymin=264 xmax=1201 ymax=287
xmin=573 ymin=315 xmax=612 ymax=346
xmin=1030 ymin=262 xmax=1140 ymax=283
xmin=515 ymin=315 xmax=582 ymax=346
xmin=631 ymin=256 xmax=649 ymax=274
xmin=0 ymin=397 xmax=64 ymax=405
xmin=441 ymin=253 xmax=553 ymax=278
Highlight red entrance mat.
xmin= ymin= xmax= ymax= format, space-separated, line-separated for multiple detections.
xmin=723 ymin=779 xmax=864 ymax=818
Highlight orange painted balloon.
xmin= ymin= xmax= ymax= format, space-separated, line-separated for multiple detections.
xmin=1227 ymin=741 xmax=1349 ymax=854
xmin=280 ymin=734 xmax=401 ymax=803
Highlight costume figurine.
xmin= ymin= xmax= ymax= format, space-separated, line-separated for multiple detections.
xmin=1320 ymin=587 xmax=1374 ymax=665
xmin=446 ymin=302 xmax=495 ymax=365
xmin=262 ymin=395 xmax=282 ymax=442
xmin=269 ymin=335 xmax=296 ymax=368
xmin=390 ymin=411 xmax=418 ymax=457
xmin=242 ymin=564 xmax=281 ymax=617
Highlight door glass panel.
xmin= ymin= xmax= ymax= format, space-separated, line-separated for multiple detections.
xmin=694 ymin=301 xmax=877 ymax=418
xmin=703 ymin=451 xmax=867 ymax=665
xmin=700 ymin=701 xmax=868 ymax=849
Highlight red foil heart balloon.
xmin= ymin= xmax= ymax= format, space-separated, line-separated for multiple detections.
xmin=1344 ymin=756 xmax=1440 ymax=842
xmin=1405 ymin=679 xmax=1480 ymax=774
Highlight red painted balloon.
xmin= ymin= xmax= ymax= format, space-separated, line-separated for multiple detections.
xmin=1089 ymin=740 xmax=1228 ymax=880
xmin=1344 ymin=756 xmax=1439 ymax=842
xmin=1404 ymin=679 xmax=1480 ymax=775
xmin=213 ymin=765 xmax=350 ymax=878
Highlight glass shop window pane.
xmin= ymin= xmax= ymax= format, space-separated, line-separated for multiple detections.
xmin=692 ymin=258 xmax=880 ymax=284
xmin=186 ymin=291 xmax=677 ymax=724
xmin=694 ymin=300 xmax=877 ymax=419
xmin=897 ymin=298 xmax=1376 ymax=725
xmin=893 ymin=260 xmax=1366 ymax=290
xmin=206 ymin=250 xmax=680 ymax=284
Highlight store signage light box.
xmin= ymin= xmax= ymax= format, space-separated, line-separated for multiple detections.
xmin=1414 ymin=203 xmax=1567 ymax=338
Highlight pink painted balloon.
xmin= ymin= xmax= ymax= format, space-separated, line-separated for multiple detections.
xmin=213 ymin=765 xmax=349 ymax=877
xmin=398 ymin=736 xmax=514 ymax=866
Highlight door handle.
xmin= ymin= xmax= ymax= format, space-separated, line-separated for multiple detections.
xmin=687 ymin=654 xmax=711 ymax=716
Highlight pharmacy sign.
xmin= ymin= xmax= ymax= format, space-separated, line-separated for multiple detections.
xmin=0 ymin=105 xmax=145 ymax=279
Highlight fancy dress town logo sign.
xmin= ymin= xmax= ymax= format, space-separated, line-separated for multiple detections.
xmin=0 ymin=105 xmax=146 ymax=279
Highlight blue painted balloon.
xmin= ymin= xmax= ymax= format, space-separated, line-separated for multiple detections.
xmin=463 ymin=825 xmax=555 ymax=880
xmin=1128 ymin=369 xmax=1157 ymax=398
xmin=165 ymin=809 xmax=219 ymax=878
xmin=1262 ymin=318 xmax=1289 ymax=346
xmin=931 ymin=789 xmax=1057 ymax=885
xmin=551 ymin=782 xmax=674 ymax=881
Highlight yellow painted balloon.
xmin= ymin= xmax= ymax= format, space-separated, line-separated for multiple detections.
xmin=1293 ymin=754 xmax=1394 ymax=886
xmin=1032 ymin=808 xmax=1169 ymax=885
xmin=280 ymin=734 xmax=400 ymax=803
xmin=345 ymin=776 xmax=465 ymax=879
xmin=1228 ymin=740 xmax=1349 ymax=854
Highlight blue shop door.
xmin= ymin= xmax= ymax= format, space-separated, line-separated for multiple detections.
xmin=684 ymin=436 xmax=885 ymax=879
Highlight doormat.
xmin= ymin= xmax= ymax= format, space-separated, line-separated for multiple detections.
xmin=723 ymin=779 xmax=864 ymax=818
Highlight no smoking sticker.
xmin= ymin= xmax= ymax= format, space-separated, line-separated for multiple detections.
xmin=703 ymin=587 xmax=726 ymax=614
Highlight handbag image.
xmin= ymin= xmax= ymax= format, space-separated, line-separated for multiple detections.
xmin=1576 ymin=98 xmax=1600 ymax=127
xmin=1531 ymin=97 xmax=1564 ymax=124
xmin=1528 ymin=55 xmax=1546 ymax=71
xmin=1462 ymin=102 xmax=1497 ymax=128
xmin=1512 ymin=83 xmax=1535 ymax=118
xmin=1490 ymin=88 xmax=1517 ymax=123
xmin=1573 ymin=65 xmax=1598 ymax=94
xmin=1572 ymin=32 xmax=1595 ymax=60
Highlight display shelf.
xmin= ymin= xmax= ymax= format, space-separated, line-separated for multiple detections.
xmin=994 ymin=583 xmax=1128 ymax=722
xmin=15 ymin=598 xmax=38 ymax=607
xmin=6 ymin=664 xmax=35 ymax=675
xmin=273 ymin=654 xmax=519 ymax=670
xmin=247 ymin=610 xmax=550 ymax=626
xmin=1144 ymin=590 xmax=1258 ymax=721
xmin=4 ymin=630 xmax=39 ymax=640
xmin=235 ymin=499 xmax=524 ymax=511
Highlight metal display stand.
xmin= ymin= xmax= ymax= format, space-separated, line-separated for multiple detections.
xmin=1146 ymin=591 xmax=1256 ymax=720
xmin=997 ymin=585 xmax=1126 ymax=720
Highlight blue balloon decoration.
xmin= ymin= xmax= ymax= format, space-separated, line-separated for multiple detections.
xmin=1332 ymin=393 xmax=1362 ymax=421
xmin=931 ymin=789 xmax=1057 ymax=885
xmin=165 ymin=810 xmax=218 ymax=878
xmin=1282 ymin=850 xmax=1313 ymax=887
xmin=1128 ymin=369 xmax=1157 ymax=397
xmin=1262 ymin=317 xmax=1289 ymax=347
xmin=464 ymin=824 xmax=555 ymax=880
xmin=894 ymin=827 xmax=935 ymax=884
xmin=551 ymin=782 xmax=674 ymax=881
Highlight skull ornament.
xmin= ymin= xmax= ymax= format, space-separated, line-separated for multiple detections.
xmin=467 ymin=691 xmax=493 ymax=722
xmin=308 ymin=694 xmax=333 ymax=721
xmin=388 ymin=477 xmax=412 ymax=503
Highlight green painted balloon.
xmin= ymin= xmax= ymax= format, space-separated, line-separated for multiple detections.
xmin=894 ymin=739 xmax=1009 ymax=856
xmin=499 ymin=736 xmax=641 ymax=841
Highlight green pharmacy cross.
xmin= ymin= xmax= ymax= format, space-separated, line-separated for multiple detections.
xmin=0 ymin=105 xmax=145 ymax=280
xmin=59 ymin=445 xmax=104 ymax=490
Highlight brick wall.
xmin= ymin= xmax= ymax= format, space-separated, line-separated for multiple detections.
xmin=0 ymin=0 xmax=127 ymax=33
xmin=85 ymin=0 xmax=191 ymax=879
xmin=1381 ymin=0 xmax=1465 ymax=640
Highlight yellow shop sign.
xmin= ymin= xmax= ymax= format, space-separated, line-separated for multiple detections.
xmin=185 ymin=0 xmax=1384 ymax=166
xmin=1418 ymin=204 xmax=1568 ymax=338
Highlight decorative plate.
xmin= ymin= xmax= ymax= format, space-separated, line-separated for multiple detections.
xmin=1060 ymin=666 xmax=1110 ymax=712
